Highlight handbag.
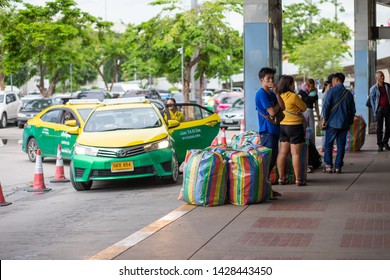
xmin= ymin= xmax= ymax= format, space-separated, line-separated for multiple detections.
xmin=258 ymin=109 xmax=285 ymax=125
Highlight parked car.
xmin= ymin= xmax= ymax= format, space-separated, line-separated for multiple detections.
xmin=0 ymin=91 xmax=23 ymax=128
xmin=122 ymin=89 xmax=161 ymax=100
xmin=22 ymin=100 xmax=101 ymax=162
xmin=214 ymin=91 xmax=243 ymax=113
xmin=17 ymin=98 xmax=55 ymax=128
xmin=75 ymin=90 xmax=112 ymax=101
xmin=21 ymin=91 xmax=43 ymax=104
xmin=219 ymin=98 xmax=244 ymax=129
xmin=70 ymin=99 xmax=220 ymax=191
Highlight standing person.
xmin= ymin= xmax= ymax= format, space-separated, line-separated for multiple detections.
xmin=369 ymin=71 xmax=390 ymax=152
xmin=255 ymin=67 xmax=285 ymax=197
xmin=321 ymin=73 xmax=356 ymax=173
xmin=298 ymin=78 xmax=320 ymax=145
xmin=276 ymin=75 xmax=307 ymax=186
xmin=320 ymin=78 xmax=333 ymax=152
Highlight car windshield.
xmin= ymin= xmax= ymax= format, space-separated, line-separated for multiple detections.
xmin=78 ymin=92 xmax=105 ymax=101
xmin=0 ymin=94 xmax=3 ymax=103
xmin=221 ymin=96 xmax=241 ymax=104
xmin=232 ymin=98 xmax=244 ymax=108
xmin=23 ymin=99 xmax=53 ymax=111
xmin=77 ymin=108 xmax=95 ymax=121
xmin=84 ymin=107 xmax=162 ymax=132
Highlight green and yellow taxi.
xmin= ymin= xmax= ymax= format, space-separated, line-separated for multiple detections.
xmin=22 ymin=100 xmax=101 ymax=162
xmin=70 ymin=98 xmax=220 ymax=191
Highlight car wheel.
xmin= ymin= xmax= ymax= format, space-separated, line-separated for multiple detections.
xmin=70 ymin=163 xmax=92 ymax=191
xmin=18 ymin=122 xmax=24 ymax=129
xmin=0 ymin=113 xmax=7 ymax=128
xmin=164 ymin=154 xmax=179 ymax=184
xmin=27 ymin=138 xmax=39 ymax=162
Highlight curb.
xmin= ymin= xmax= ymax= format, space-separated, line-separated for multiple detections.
xmin=89 ymin=204 xmax=196 ymax=260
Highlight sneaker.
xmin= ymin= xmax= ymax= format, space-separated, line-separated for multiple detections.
xmin=378 ymin=146 xmax=384 ymax=152
xmin=307 ymin=165 xmax=313 ymax=173
xmin=384 ymin=143 xmax=390 ymax=151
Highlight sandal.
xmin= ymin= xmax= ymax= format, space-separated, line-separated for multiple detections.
xmin=296 ymin=180 xmax=306 ymax=186
xmin=278 ymin=178 xmax=288 ymax=185
xmin=322 ymin=167 xmax=333 ymax=173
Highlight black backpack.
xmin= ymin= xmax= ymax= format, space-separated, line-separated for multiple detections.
xmin=308 ymin=140 xmax=322 ymax=169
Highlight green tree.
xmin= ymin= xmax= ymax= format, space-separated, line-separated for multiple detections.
xmin=282 ymin=0 xmax=351 ymax=80
xmin=143 ymin=0 xmax=243 ymax=102
xmin=0 ymin=0 xmax=99 ymax=96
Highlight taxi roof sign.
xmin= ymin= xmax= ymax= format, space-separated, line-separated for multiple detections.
xmin=67 ymin=99 xmax=101 ymax=105
xmin=102 ymin=97 xmax=146 ymax=105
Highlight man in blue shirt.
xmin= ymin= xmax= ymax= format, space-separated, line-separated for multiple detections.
xmin=321 ymin=72 xmax=356 ymax=173
xmin=255 ymin=67 xmax=285 ymax=179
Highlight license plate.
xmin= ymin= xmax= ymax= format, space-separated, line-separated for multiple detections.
xmin=111 ymin=161 xmax=134 ymax=172
xmin=224 ymin=119 xmax=234 ymax=123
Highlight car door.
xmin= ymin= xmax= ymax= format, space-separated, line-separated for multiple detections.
xmin=55 ymin=109 xmax=81 ymax=159
xmin=169 ymin=104 xmax=220 ymax=162
xmin=36 ymin=108 xmax=63 ymax=157
xmin=5 ymin=93 xmax=17 ymax=119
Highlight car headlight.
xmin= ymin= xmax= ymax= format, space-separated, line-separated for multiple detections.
xmin=18 ymin=113 xmax=26 ymax=118
xmin=74 ymin=144 xmax=99 ymax=156
xmin=144 ymin=139 xmax=170 ymax=152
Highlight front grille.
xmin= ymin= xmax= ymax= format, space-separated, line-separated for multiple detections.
xmin=97 ymin=145 xmax=146 ymax=158
xmin=90 ymin=166 xmax=155 ymax=178
xmin=75 ymin=168 xmax=85 ymax=178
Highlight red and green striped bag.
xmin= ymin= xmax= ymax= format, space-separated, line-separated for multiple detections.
xmin=346 ymin=115 xmax=366 ymax=151
xmin=226 ymin=144 xmax=272 ymax=205
xmin=179 ymin=149 xmax=228 ymax=206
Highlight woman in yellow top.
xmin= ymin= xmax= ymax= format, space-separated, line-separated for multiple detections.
xmin=165 ymin=98 xmax=185 ymax=122
xmin=276 ymin=75 xmax=307 ymax=186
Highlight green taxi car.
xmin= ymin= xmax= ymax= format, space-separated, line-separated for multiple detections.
xmin=22 ymin=100 xmax=101 ymax=162
xmin=70 ymin=99 xmax=220 ymax=191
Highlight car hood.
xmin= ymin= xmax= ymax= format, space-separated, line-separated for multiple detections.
xmin=77 ymin=126 xmax=169 ymax=148
xmin=220 ymin=107 xmax=243 ymax=115
xmin=21 ymin=109 xmax=41 ymax=113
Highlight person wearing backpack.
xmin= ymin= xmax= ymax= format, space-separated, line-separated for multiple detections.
xmin=321 ymin=73 xmax=356 ymax=174
xmin=369 ymin=71 xmax=390 ymax=152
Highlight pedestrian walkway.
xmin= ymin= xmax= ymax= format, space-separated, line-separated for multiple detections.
xmin=91 ymin=134 xmax=390 ymax=260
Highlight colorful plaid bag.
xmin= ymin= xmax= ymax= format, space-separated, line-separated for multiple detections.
xmin=346 ymin=115 xmax=366 ymax=151
xmin=226 ymin=144 xmax=272 ymax=205
xmin=179 ymin=149 xmax=228 ymax=206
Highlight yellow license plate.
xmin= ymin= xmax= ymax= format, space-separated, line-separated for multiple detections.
xmin=111 ymin=161 xmax=134 ymax=173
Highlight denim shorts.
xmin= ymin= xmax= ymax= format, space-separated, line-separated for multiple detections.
xmin=280 ymin=124 xmax=305 ymax=144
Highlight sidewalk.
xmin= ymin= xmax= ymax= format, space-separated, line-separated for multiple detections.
xmin=92 ymin=134 xmax=390 ymax=260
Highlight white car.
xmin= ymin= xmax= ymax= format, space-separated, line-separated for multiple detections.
xmin=0 ymin=91 xmax=23 ymax=128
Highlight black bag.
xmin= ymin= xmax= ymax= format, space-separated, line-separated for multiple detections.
xmin=366 ymin=97 xmax=371 ymax=108
xmin=308 ymin=140 xmax=322 ymax=169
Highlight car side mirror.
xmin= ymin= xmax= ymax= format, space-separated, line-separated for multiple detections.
xmin=65 ymin=120 xmax=77 ymax=127
xmin=167 ymin=120 xmax=180 ymax=129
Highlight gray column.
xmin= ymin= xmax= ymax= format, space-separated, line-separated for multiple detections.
xmin=244 ymin=0 xmax=282 ymax=131
xmin=354 ymin=0 xmax=376 ymax=129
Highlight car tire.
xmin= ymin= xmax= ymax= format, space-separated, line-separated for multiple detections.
xmin=164 ymin=154 xmax=179 ymax=184
xmin=18 ymin=122 xmax=24 ymax=129
xmin=27 ymin=138 xmax=39 ymax=162
xmin=70 ymin=163 xmax=92 ymax=191
xmin=0 ymin=113 xmax=7 ymax=128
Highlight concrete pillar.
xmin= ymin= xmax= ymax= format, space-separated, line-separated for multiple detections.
xmin=243 ymin=0 xmax=282 ymax=131
xmin=354 ymin=0 xmax=376 ymax=129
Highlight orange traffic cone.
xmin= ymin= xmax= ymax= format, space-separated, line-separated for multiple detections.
xmin=27 ymin=149 xmax=51 ymax=192
xmin=221 ymin=128 xmax=227 ymax=146
xmin=210 ymin=136 xmax=219 ymax=147
xmin=0 ymin=182 xmax=11 ymax=207
xmin=240 ymin=119 xmax=245 ymax=134
xmin=50 ymin=145 xmax=70 ymax=183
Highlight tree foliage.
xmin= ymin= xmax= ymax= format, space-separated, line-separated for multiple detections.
xmin=0 ymin=0 xmax=99 ymax=96
xmin=282 ymin=0 xmax=351 ymax=80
